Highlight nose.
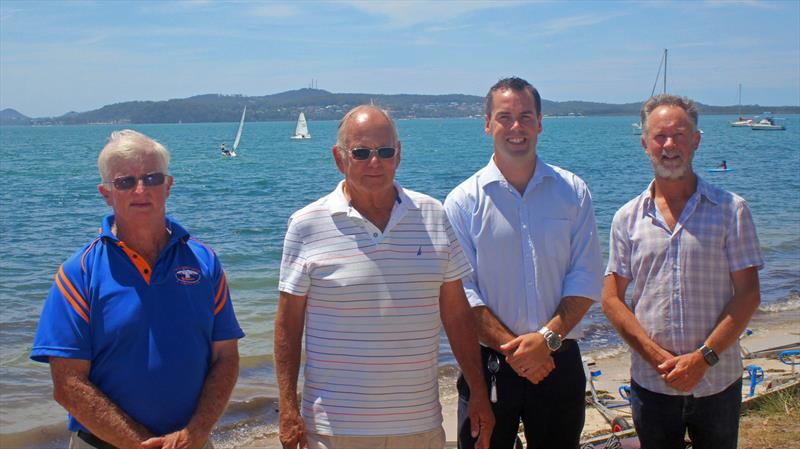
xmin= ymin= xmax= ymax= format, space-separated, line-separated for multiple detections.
xmin=132 ymin=179 xmax=146 ymax=193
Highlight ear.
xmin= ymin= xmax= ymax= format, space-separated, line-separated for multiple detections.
xmin=693 ymin=129 xmax=701 ymax=150
xmin=395 ymin=141 xmax=402 ymax=168
xmin=641 ymin=133 xmax=647 ymax=152
xmin=536 ymin=113 xmax=543 ymax=135
xmin=165 ymin=175 xmax=173 ymax=199
xmin=332 ymin=146 xmax=346 ymax=174
xmin=98 ymin=183 xmax=113 ymax=206
xmin=484 ymin=114 xmax=491 ymax=135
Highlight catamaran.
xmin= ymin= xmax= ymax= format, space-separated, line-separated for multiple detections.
xmin=223 ymin=106 xmax=246 ymax=157
xmin=291 ymin=112 xmax=311 ymax=139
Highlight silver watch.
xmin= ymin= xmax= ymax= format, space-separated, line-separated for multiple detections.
xmin=538 ymin=326 xmax=562 ymax=352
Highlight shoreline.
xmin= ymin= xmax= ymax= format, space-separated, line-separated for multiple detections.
xmin=237 ymin=319 xmax=799 ymax=449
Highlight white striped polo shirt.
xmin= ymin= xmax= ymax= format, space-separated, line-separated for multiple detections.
xmin=279 ymin=180 xmax=472 ymax=436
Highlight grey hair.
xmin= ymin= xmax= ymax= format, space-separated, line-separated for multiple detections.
xmin=97 ymin=129 xmax=170 ymax=182
xmin=641 ymin=94 xmax=699 ymax=134
xmin=335 ymin=105 xmax=399 ymax=156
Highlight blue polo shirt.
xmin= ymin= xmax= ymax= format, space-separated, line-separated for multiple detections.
xmin=31 ymin=215 xmax=245 ymax=436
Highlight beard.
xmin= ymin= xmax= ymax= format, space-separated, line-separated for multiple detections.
xmin=647 ymin=149 xmax=693 ymax=180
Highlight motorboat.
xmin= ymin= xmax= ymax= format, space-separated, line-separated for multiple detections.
xmin=750 ymin=117 xmax=786 ymax=131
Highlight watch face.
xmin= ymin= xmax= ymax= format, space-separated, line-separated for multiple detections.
xmin=702 ymin=346 xmax=719 ymax=366
xmin=545 ymin=332 xmax=562 ymax=351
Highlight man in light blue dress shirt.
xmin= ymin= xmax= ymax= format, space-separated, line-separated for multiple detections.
xmin=602 ymin=94 xmax=762 ymax=449
xmin=444 ymin=77 xmax=603 ymax=449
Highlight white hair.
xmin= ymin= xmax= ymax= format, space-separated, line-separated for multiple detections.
xmin=97 ymin=129 xmax=170 ymax=182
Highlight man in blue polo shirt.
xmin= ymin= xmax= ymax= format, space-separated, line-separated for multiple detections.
xmin=31 ymin=129 xmax=244 ymax=449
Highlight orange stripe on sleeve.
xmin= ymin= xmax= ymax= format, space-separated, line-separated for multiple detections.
xmin=213 ymin=272 xmax=228 ymax=315
xmin=214 ymin=289 xmax=229 ymax=315
xmin=214 ymin=272 xmax=227 ymax=305
xmin=55 ymin=273 xmax=89 ymax=323
xmin=58 ymin=266 xmax=89 ymax=313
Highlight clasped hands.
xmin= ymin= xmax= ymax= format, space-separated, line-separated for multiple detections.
xmin=140 ymin=427 xmax=207 ymax=449
xmin=499 ymin=332 xmax=555 ymax=384
xmin=654 ymin=348 xmax=709 ymax=392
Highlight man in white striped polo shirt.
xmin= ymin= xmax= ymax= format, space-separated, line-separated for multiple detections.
xmin=275 ymin=105 xmax=494 ymax=449
xmin=603 ymin=94 xmax=763 ymax=449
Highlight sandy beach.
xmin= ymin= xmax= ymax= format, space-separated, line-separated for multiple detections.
xmin=235 ymin=319 xmax=799 ymax=448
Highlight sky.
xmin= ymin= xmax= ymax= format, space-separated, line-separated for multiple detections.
xmin=1 ymin=0 xmax=799 ymax=118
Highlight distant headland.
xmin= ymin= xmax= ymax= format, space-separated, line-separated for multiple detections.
xmin=2 ymin=88 xmax=798 ymax=126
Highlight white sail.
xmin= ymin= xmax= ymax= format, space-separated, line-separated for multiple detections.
xmin=232 ymin=106 xmax=246 ymax=151
xmin=291 ymin=112 xmax=311 ymax=139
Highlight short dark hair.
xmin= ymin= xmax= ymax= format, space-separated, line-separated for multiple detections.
xmin=485 ymin=77 xmax=542 ymax=117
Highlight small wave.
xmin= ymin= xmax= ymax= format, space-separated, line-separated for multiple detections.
xmin=583 ymin=344 xmax=629 ymax=361
xmin=0 ymin=421 xmax=68 ymax=449
xmin=759 ymin=297 xmax=800 ymax=313
xmin=212 ymin=397 xmax=281 ymax=449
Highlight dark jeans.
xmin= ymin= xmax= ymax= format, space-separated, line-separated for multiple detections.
xmin=630 ymin=378 xmax=742 ymax=449
xmin=457 ymin=341 xmax=586 ymax=449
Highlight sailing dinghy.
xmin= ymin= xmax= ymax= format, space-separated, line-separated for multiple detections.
xmin=291 ymin=112 xmax=311 ymax=139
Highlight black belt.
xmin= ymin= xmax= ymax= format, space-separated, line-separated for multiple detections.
xmin=77 ymin=430 xmax=118 ymax=449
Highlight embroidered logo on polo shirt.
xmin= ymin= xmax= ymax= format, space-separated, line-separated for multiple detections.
xmin=175 ymin=267 xmax=201 ymax=285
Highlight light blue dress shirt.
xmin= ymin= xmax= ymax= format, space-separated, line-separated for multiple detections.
xmin=444 ymin=157 xmax=603 ymax=339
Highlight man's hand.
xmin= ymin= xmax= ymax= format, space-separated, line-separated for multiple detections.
xmin=278 ymin=408 xmax=307 ymax=449
xmin=658 ymin=351 xmax=709 ymax=392
xmin=500 ymin=333 xmax=555 ymax=383
xmin=140 ymin=428 xmax=206 ymax=449
xmin=467 ymin=391 xmax=495 ymax=449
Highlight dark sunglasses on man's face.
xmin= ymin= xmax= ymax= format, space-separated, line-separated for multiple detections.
xmin=108 ymin=172 xmax=167 ymax=190
xmin=350 ymin=147 xmax=396 ymax=161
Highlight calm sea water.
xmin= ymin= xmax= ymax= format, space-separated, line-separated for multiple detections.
xmin=1 ymin=115 xmax=798 ymax=447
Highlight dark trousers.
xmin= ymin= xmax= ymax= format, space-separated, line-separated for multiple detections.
xmin=457 ymin=341 xmax=586 ymax=449
xmin=630 ymin=378 xmax=742 ymax=449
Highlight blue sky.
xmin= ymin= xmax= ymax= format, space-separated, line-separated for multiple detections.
xmin=1 ymin=0 xmax=798 ymax=117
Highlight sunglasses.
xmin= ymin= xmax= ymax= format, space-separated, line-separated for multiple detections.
xmin=107 ymin=172 xmax=167 ymax=190
xmin=349 ymin=147 xmax=396 ymax=161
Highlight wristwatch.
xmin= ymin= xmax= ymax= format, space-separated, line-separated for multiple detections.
xmin=538 ymin=326 xmax=563 ymax=352
xmin=699 ymin=344 xmax=719 ymax=366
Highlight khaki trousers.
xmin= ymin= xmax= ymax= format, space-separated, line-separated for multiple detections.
xmin=307 ymin=426 xmax=446 ymax=449
xmin=69 ymin=433 xmax=214 ymax=449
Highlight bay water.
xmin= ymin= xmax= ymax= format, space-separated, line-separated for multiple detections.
xmin=1 ymin=115 xmax=798 ymax=447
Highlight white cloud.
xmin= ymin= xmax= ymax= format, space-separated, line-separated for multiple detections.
xmin=248 ymin=4 xmax=301 ymax=18
xmin=532 ymin=11 xmax=626 ymax=37
xmin=336 ymin=0 xmax=526 ymax=28
xmin=702 ymin=0 xmax=779 ymax=9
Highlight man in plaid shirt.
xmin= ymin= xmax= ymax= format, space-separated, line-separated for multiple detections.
xmin=602 ymin=94 xmax=763 ymax=449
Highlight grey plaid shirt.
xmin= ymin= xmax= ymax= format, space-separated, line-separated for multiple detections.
xmin=606 ymin=176 xmax=763 ymax=397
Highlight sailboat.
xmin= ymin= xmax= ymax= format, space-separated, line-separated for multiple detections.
xmin=290 ymin=112 xmax=311 ymax=139
xmin=633 ymin=49 xmax=668 ymax=133
xmin=730 ymin=84 xmax=752 ymax=127
xmin=223 ymin=106 xmax=246 ymax=158
xmin=632 ymin=49 xmax=703 ymax=134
